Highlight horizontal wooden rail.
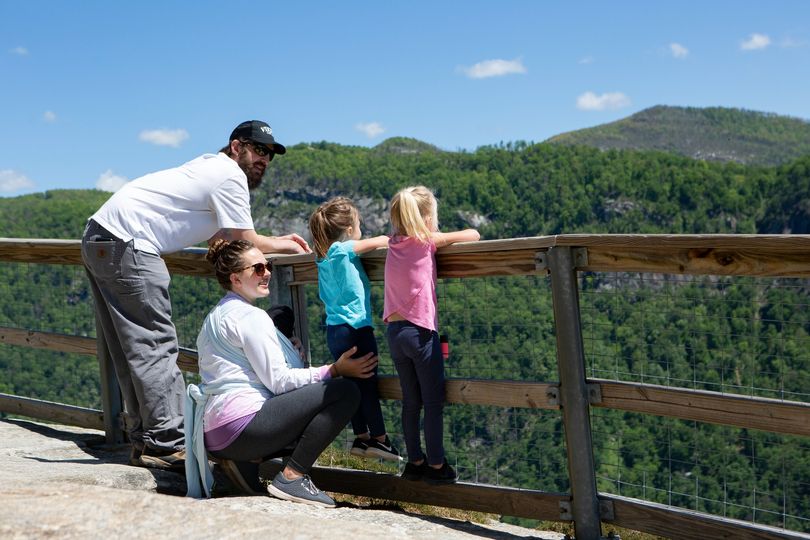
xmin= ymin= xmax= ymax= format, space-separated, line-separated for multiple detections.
xmin=0 ymin=393 xmax=103 ymax=431
xmin=378 ymin=376 xmax=558 ymax=409
xmin=0 ymin=239 xmax=216 ymax=278
xmin=1 ymin=327 xmax=97 ymax=355
xmin=261 ymin=461 xmax=568 ymax=521
xmin=275 ymin=234 xmax=810 ymax=283
xmin=605 ymin=493 xmax=808 ymax=540
xmin=595 ymin=379 xmax=810 ymax=437
xmin=6 ymin=234 xmax=810 ymax=281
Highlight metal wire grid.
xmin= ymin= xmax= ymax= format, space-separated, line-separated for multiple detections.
xmin=591 ymin=409 xmax=810 ymax=532
xmin=579 ymin=273 xmax=810 ymax=403
xmin=582 ymin=273 xmax=810 ymax=533
xmin=170 ymin=274 xmax=229 ymax=349
xmin=0 ymin=262 xmax=96 ymax=336
xmin=0 ymin=263 xmax=101 ymax=407
xmin=305 ymin=275 xmax=559 ymax=381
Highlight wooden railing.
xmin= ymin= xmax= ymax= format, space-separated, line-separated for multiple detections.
xmin=1 ymin=235 xmax=810 ymax=540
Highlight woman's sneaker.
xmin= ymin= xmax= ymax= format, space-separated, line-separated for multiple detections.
xmin=424 ymin=458 xmax=457 ymax=485
xmin=401 ymin=460 xmax=430 ymax=481
xmin=350 ymin=437 xmax=369 ymax=457
xmin=365 ymin=436 xmax=402 ymax=461
xmin=267 ymin=472 xmax=336 ymax=508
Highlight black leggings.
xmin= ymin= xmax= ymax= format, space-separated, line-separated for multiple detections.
xmin=210 ymin=378 xmax=359 ymax=474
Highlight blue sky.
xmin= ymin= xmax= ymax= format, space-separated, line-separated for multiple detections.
xmin=1 ymin=1 xmax=808 ymax=197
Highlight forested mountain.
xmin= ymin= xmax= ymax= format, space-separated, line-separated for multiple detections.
xmin=2 ymin=130 xmax=810 ymax=532
xmin=546 ymin=105 xmax=810 ymax=166
xmin=255 ymin=139 xmax=810 ymax=240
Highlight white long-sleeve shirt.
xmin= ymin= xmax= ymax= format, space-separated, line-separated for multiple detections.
xmin=196 ymin=292 xmax=329 ymax=431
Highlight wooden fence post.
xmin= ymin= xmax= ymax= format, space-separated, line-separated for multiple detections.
xmin=93 ymin=314 xmax=124 ymax=445
xmin=547 ymin=246 xmax=602 ymax=540
xmin=269 ymin=263 xmax=312 ymax=365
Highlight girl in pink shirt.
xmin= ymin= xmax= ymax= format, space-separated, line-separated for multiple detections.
xmin=383 ymin=185 xmax=479 ymax=484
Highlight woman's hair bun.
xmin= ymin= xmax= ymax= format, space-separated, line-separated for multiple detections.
xmin=206 ymin=238 xmax=228 ymax=264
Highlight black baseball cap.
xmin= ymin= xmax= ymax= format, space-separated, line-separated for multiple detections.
xmin=229 ymin=120 xmax=287 ymax=154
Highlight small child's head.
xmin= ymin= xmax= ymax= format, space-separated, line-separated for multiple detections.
xmin=309 ymin=196 xmax=360 ymax=258
xmin=389 ymin=185 xmax=438 ymax=241
xmin=267 ymin=304 xmax=295 ymax=338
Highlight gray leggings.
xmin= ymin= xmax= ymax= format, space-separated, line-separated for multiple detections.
xmin=210 ymin=378 xmax=360 ymax=474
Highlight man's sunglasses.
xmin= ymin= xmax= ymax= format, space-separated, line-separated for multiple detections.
xmin=242 ymin=140 xmax=275 ymax=160
xmin=238 ymin=262 xmax=272 ymax=277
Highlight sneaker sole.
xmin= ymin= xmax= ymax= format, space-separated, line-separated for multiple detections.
xmin=220 ymin=460 xmax=265 ymax=496
xmin=138 ymin=456 xmax=183 ymax=471
xmin=365 ymin=447 xmax=403 ymax=461
xmin=349 ymin=447 xmax=368 ymax=457
xmin=267 ymin=484 xmax=336 ymax=508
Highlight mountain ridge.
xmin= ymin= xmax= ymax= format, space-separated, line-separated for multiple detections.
xmin=545 ymin=105 xmax=810 ymax=166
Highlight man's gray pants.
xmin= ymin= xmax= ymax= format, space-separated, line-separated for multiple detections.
xmin=81 ymin=220 xmax=185 ymax=452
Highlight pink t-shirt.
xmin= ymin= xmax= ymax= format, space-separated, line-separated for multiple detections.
xmin=383 ymin=235 xmax=438 ymax=332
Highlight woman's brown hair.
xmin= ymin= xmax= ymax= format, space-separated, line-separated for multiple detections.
xmin=206 ymin=238 xmax=255 ymax=290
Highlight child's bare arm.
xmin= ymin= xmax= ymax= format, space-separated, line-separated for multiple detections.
xmin=433 ymin=229 xmax=480 ymax=248
xmin=352 ymin=235 xmax=389 ymax=254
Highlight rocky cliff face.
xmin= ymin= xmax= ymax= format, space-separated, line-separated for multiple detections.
xmin=256 ymin=188 xmax=390 ymax=240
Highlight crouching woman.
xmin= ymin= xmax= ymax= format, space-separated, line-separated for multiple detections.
xmin=186 ymin=239 xmax=376 ymax=507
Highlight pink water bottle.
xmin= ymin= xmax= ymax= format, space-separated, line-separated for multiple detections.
xmin=440 ymin=334 xmax=449 ymax=360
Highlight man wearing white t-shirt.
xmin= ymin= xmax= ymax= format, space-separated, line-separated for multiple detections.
xmin=81 ymin=120 xmax=309 ymax=471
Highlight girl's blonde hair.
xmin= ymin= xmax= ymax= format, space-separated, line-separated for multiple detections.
xmin=389 ymin=185 xmax=438 ymax=242
xmin=309 ymin=196 xmax=359 ymax=258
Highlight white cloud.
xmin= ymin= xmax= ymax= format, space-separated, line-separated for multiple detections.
xmin=10 ymin=46 xmax=28 ymax=56
xmin=578 ymin=56 xmax=595 ymax=65
xmin=741 ymin=33 xmax=771 ymax=51
xmin=138 ymin=128 xmax=189 ymax=147
xmin=576 ymin=91 xmax=631 ymax=111
xmin=0 ymin=170 xmax=35 ymax=193
xmin=355 ymin=122 xmax=386 ymax=139
xmin=461 ymin=58 xmax=527 ymax=79
xmin=670 ymin=43 xmax=689 ymax=58
xmin=96 ymin=170 xmax=129 ymax=192
xmin=43 ymin=111 xmax=57 ymax=123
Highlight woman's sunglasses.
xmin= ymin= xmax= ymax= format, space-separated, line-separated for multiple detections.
xmin=238 ymin=262 xmax=272 ymax=277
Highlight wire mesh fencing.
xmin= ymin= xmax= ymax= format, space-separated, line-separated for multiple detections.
xmin=581 ymin=272 xmax=810 ymax=533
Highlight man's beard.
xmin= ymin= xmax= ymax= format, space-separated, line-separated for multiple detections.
xmin=237 ymin=149 xmax=265 ymax=190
